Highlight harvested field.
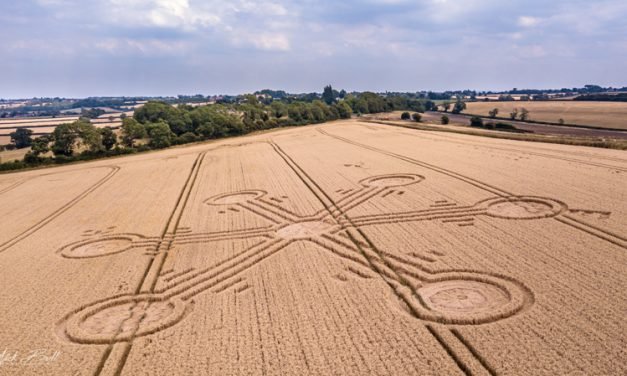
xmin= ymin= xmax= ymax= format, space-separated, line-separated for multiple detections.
xmin=0 ymin=114 xmax=127 ymax=144
xmin=0 ymin=119 xmax=625 ymax=375
xmin=465 ymin=101 xmax=627 ymax=129
xmin=0 ymin=123 xmax=122 ymax=137
xmin=0 ymin=147 xmax=29 ymax=163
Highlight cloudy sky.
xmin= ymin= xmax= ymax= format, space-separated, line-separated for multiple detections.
xmin=1 ymin=0 xmax=626 ymax=98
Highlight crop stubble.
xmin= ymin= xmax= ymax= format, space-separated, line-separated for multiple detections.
xmin=0 ymin=120 xmax=625 ymax=375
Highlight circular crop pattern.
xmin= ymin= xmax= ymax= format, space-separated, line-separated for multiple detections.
xmin=205 ymin=190 xmax=266 ymax=205
xmin=60 ymin=237 xmax=134 ymax=259
xmin=61 ymin=295 xmax=188 ymax=344
xmin=419 ymin=280 xmax=509 ymax=314
xmin=483 ymin=196 xmax=566 ymax=220
xmin=360 ymin=174 xmax=424 ymax=188
xmin=277 ymin=221 xmax=336 ymax=240
xmin=408 ymin=272 xmax=533 ymax=325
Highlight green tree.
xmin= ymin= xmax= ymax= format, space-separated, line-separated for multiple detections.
xmin=509 ymin=108 xmax=519 ymax=120
xmin=81 ymin=108 xmax=105 ymax=119
xmin=192 ymin=106 xmax=243 ymax=138
xmin=100 ymin=127 xmax=117 ymax=150
xmin=322 ymin=85 xmax=336 ymax=105
xmin=354 ymin=99 xmax=369 ymax=114
xmin=244 ymin=94 xmax=260 ymax=106
xmin=23 ymin=151 xmax=40 ymax=164
xmin=176 ymin=132 xmax=198 ymax=144
xmin=441 ymin=115 xmax=450 ymax=125
xmin=359 ymin=92 xmax=386 ymax=113
xmin=270 ymin=102 xmax=288 ymax=118
xmin=9 ymin=128 xmax=33 ymax=149
xmin=443 ymin=102 xmax=451 ymax=112
xmin=287 ymin=103 xmax=303 ymax=122
xmin=335 ymin=102 xmax=353 ymax=119
xmin=412 ymin=113 xmax=422 ymax=122
xmin=470 ymin=116 xmax=484 ymax=127
xmin=401 ymin=112 xmax=411 ymax=120
xmin=120 ymin=118 xmax=147 ymax=147
xmin=134 ymin=101 xmax=191 ymax=135
xmin=146 ymin=122 xmax=174 ymax=148
xmin=488 ymin=108 xmax=499 ymax=118
xmin=519 ymin=108 xmax=530 ymax=121
xmin=311 ymin=101 xmax=328 ymax=122
xmin=52 ymin=123 xmax=80 ymax=156
xmin=76 ymin=120 xmax=103 ymax=152
xmin=30 ymin=135 xmax=51 ymax=156
xmin=451 ymin=99 xmax=466 ymax=114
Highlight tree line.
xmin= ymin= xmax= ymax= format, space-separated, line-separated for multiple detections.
xmin=1 ymin=87 xmax=435 ymax=171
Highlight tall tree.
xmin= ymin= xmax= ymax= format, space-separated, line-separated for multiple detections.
xmin=451 ymin=98 xmax=466 ymax=114
xmin=100 ymin=127 xmax=117 ymax=150
xmin=52 ymin=123 xmax=80 ymax=156
xmin=322 ymin=85 xmax=336 ymax=105
xmin=121 ymin=118 xmax=147 ymax=147
xmin=30 ymin=135 xmax=51 ymax=156
xmin=146 ymin=122 xmax=174 ymax=149
xmin=10 ymin=128 xmax=33 ymax=149
xmin=335 ymin=102 xmax=353 ymax=119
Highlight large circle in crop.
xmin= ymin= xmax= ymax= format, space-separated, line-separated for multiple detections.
xmin=360 ymin=174 xmax=424 ymax=188
xmin=205 ymin=190 xmax=265 ymax=205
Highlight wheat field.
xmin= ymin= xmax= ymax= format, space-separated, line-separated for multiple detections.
xmin=465 ymin=101 xmax=627 ymax=129
xmin=0 ymin=113 xmax=130 ymax=142
xmin=0 ymin=119 xmax=625 ymax=375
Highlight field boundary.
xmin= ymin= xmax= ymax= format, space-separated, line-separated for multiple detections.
xmin=363 ymin=120 xmax=627 ymax=150
xmin=455 ymin=110 xmax=627 ymax=132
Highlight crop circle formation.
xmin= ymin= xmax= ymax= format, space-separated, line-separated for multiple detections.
xmin=361 ymin=174 xmax=425 ymax=188
xmin=483 ymin=196 xmax=566 ymax=220
xmin=204 ymin=190 xmax=266 ymax=205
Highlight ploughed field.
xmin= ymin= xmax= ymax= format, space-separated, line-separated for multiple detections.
xmin=0 ymin=119 xmax=626 ymax=375
xmin=465 ymin=101 xmax=627 ymax=129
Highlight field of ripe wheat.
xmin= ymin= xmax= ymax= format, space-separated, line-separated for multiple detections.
xmin=0 ymin=119 xmax=625 ymax=375
xmin=465 ymin=101 xmax=627 ymax=129
xmin=0 ymin=113 xmax=129 ymax=143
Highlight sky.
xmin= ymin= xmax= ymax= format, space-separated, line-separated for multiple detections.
xmin=1 ymin=0 xmax=626 ymax=98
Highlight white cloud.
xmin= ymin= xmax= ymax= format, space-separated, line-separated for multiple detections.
xmin=250 ymin=34 xmax=290 ymax=51
xmin=518 ymin=16 xmax=541 ymax=27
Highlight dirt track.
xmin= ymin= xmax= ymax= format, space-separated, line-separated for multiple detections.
xmin=0 ymin=120 xmax=625 ymax=375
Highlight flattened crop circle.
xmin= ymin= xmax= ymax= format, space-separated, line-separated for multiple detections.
xmin=411 ymin=272 xmax=533 ymax=325
xmin=420 ymin=280 xmax=508 ymax=314
xmin=62 ymin=296 xmax=187 ymax=344
xmin=361 ymin=174 xmax=424 ymax=188
xmin=205 ymin=190 xmax=265 ymax=205
xmin=60 ymin=237 xmax=134 ymax=259
xmin=484 ymin=196 xmax=565 ymax=220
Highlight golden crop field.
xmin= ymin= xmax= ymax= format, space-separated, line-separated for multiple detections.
xmin=0 ymin=120 xmax=625 ymax=375
xmin=0 ymin=113 xmax=129 ymax=142
xmin=465 ymin=101 xmax=627 ymax=129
